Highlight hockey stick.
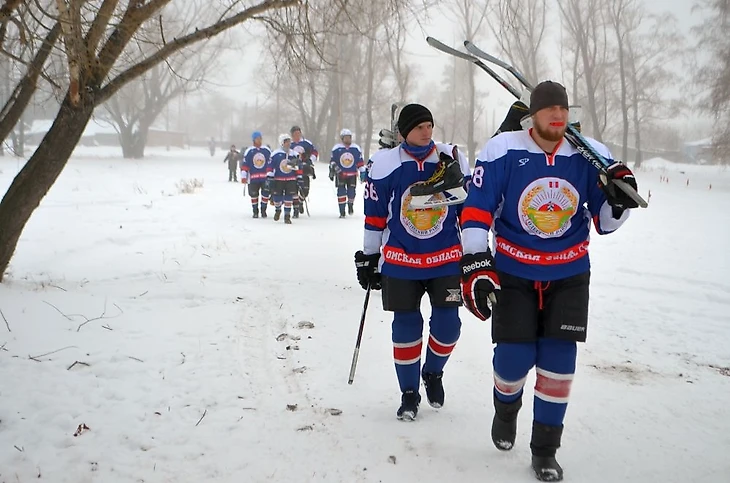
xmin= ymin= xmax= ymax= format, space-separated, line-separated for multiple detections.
xmin=347 ymin=284 xmax=372 ymax=385
xmin=242 ymin=183 xmax=247 ymax=197
xmin=463 ymin=40 xmax=647 ymax=209
xmin=426 ymin=37 xmax=523 ymax=99
xmin=304 ymin=196 xmax=310 ymax=217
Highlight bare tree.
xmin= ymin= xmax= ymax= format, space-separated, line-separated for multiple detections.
xmin=103 ymin=51 xmax=212 ymax=158
xmin=693 ymin=0 xmax=730 ymax=163
xmin=0 ymin=0 xmax=301 ymax=281
xmin=558 ymin=0 xmax=612 ymax=141
xmin=605 ymin=0 xmax=640 ymax=162
xmin=451 ymin=0 xmax=490 ymax=161
xmin=489 ymin=0 xmax=548 ymax=86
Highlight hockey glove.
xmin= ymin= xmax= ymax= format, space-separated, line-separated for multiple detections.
xmin=354 ymin=250 xmax=381 ymax=291
xmin=492 ymin=101 xmax=529 ymax=137
xmin=378 ymin=128 xmax=397 ymax=149
xmin=598 ymin=162 xmax=639 ymax=211
xmin=459 ymin=251 xmax=500 ymax=321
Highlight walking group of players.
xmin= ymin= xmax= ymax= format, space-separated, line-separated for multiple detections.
xmin=223 ymin=125 xmax=367 ymax=223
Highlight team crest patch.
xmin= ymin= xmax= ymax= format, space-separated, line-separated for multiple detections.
xmin=340 ymin=152 xmax=355 ymax=168
xmin=253 ymin=152 xmax=266 ymax=168
xmin=518 ymin=177 xmax=579 ymax=238
xmin=400 ymin=183 xmax=448 ymax=239
xmin=279 ymin=158 xmax=294 ymax=174
xmin=445 ymin=289 xmax=461 ymax=303
xmin=293 ymin=145 xmax=305 ymax=154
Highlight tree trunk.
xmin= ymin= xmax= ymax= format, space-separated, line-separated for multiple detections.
xmin=0 ymin=94 xmax=95 ymax=280
xmin=616 ymin=33 xmax=629 ymax=162
xmin=0 ymin=23 xmax=61 ymax=145
xmin=363 ymin=34 xmax=376 ymax=162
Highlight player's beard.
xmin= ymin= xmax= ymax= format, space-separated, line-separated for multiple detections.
xmin=534 ymin=120 xmax=566 ymax=143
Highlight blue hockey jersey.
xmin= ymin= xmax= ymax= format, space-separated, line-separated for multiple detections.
xmin=330 ymin=143 xmax=365 ymax=178
xmin=241 ymin=145 xmax=271 ymax=182
xmin=363 ymin=143 xmax=472 ymax=280
xmin=291 ymin=138 xmax=318 ymax=163
xmin=268 ymin=148 xmax=301 ymax=181
xmin=461 ymin=129 xmax=630 ymax=281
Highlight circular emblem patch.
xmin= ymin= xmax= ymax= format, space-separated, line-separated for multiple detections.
xmin=340 ymin=152 xmax=355 ymax=168
xmin=400 ymin=183 xmax=448 ymax=239
xmin=518 ymin=177 xmax=579 ymax=238
xmin=253 ymin=152 xmax=266 ymax=168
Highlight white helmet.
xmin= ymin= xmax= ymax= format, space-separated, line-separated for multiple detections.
xmin=340 ymin=128 xmax=352 ymax=138
xmin=278 ymin=133 xmax=291 ymax=146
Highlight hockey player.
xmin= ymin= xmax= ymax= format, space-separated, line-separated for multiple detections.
xmin=458 ymin=81 xmax=639 ymax=481
xmin=329 ymin=128 xmax=365 ymax=218
xmin=240 ymin=131 xmax=272 ymax=218
xmin=223 ymin=145 xmax=239 ymax=181
xmin=290 ymin=125 xmax=318 ymax=216
xmin=354 ymin=103 xmax=471 ymax=421
xmin=267 ymin=133 xmax=301 ymax=224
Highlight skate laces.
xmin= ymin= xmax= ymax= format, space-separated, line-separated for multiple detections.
xmin=424 ymin=161 xmax=446 ymax=185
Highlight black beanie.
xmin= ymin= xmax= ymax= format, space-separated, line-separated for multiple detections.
xmin=397 ymin=104 xmax=434 ymax=139
xmin=529 ymin=81 xmax=569 ymax=115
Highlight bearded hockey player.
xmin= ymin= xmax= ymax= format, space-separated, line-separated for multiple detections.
xmin=354 ymin=103 xmax=471 ymax=421
xmin=329 ymin=128 xmax=365 ymax=218
xmin=267 ymin=133 xmax=301 ymax=224
xmin=458 ymin=81 xmax=639 ymax=481
xmin=241 ymin=131 xmax=272 ymax=218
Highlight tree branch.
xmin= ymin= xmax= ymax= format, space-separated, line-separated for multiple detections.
xmin=84 ymin=0 xmax=120 ymax=57
xmin=96 ymin=0 xmax=299 ymax=105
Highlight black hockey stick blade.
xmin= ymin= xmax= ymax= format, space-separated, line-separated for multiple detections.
xmin=464 ymin=40 xmax=534 ymax=90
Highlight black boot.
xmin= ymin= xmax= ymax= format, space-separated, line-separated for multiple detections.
xmin=252 ymin=206 xmax=259 ymax=218
xmin=348 ymin=203 xmax=354 ymax=215
xmin=396 ymin=390 xmax=421 ymax=421
xmin=284 ymin=214 xmax=292 ymax=224
xmin=530 ymin=422 xmax=564 ymax=482
xmin=260 ymin=206 xmax=267 ymax=218
xmin=492 ymin=393 xmax=523 ymax=451
xmin=274 ymin=210 xmax=281 ymax=221
xmin=421 ymin=370 xmax=445 ymax=408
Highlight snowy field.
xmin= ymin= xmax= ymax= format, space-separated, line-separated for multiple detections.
xmin=0 ymin=146 xmax=729 ymax=483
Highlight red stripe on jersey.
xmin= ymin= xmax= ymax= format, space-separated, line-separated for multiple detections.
xmin=460 ymin=207 xmax=494 ymax=227
xmin=393 ymin=341 xmax=422 ymax=364
xmin=365 ymin=216 xmax=387 ymax=229
xmin=382 ymin=245 xmax=462 ymax=268
xmin=427 ymin=335 xmax=456 ymax=357
xmin=495 ymin=237 xmax=589 ymax=266
xmin=535 ymin=372 xmax=572 ymax=400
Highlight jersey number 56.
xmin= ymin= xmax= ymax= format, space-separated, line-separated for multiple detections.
xmin=363 ymin=182 xmax=378 ymax=201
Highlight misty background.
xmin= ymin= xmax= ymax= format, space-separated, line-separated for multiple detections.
xmin=0 ymin=0 xmax=721 ymax=167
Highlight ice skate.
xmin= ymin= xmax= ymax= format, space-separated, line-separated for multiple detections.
xmin=409 ymin=150 xmax=466 ymax=208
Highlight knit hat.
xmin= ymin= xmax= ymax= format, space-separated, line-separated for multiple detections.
xmin=397 ymin=103 xmax=434 ymax=139
xmin=529 ymin=81 xmax=569 ymax=115
xmin=252 ymin=131 xmax=262 ymax=141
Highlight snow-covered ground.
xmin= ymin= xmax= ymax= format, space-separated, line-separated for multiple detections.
xmin=0 ymin=148 xmax=729 ymax=483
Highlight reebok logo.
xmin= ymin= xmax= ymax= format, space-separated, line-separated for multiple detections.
xmin=461 ymin=259 xmax=492 ymax=274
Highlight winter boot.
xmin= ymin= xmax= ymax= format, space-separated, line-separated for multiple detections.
xmin=252 ymin=206 xmax=259 ymax=219
xmin=530 ymin=422 xmax=564 ymax=482
xmin=421 ymin=370 xmax=445 ymax=408
xmin=348 ymin=203 xmax=354 ymax=215
xmin=293 ymin=209 xmax=299 ymax=219
xmin=408 ymin=150 xmax=466 ymax=208
xmin=284 ymin=214 xmax=292 ymax=224
xmin=299 ymin=203 xmax=305 ymax=214
xmin=396 ymin=390 xmax=421 ymax=421
xmin=274 ymin=210 xmax=281 ymax=221
xmin=492 ymin=393 xmax=523 ymax=451
xmin=260 ymin=209 xmax=267 ymax=218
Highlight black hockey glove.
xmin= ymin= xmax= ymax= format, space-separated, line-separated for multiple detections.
xmin=354 ymin=250 xmax=381 ymax=290
xmin=598 ymin=162 xmax=639 ymax=211
xmin=492 ymin=100 xmax=529 ymax=137
xmin=459 ymin=251 xmax=500 ymax=321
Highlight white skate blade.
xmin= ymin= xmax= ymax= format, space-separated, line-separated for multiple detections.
xmin=409 ymin=186 xmax=467 ymax=209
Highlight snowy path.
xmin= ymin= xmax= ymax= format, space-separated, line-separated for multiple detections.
xmin=0 ymin=149 xmax=728 ymax=482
